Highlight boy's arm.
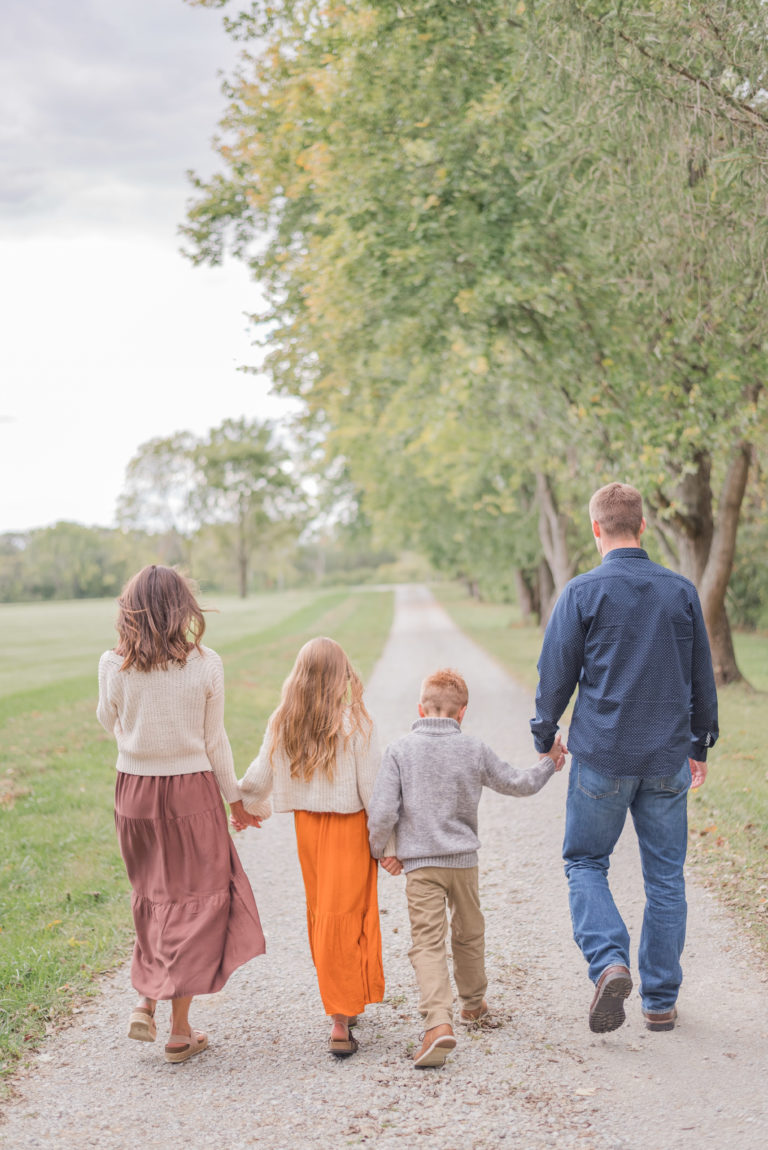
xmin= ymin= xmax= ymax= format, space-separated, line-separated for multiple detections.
xmin=367 ymin=747 xmax=402 ymax=859
xmin=481 ymin=741 xmax=558 ymax=796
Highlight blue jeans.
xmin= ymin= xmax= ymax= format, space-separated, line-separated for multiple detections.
xmin=562 ymin=759 xmax=691 ymax=1014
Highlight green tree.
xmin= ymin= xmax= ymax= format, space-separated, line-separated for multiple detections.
xmin=116 ymin=431 xmax=201 ymax=565
xmin=191 ymin=417 xmax=303 ymax=598
xmin=183 ymin=0 xmax=768 ymax=677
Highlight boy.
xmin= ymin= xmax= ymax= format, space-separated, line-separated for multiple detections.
xmin=368 ymin=668 xmax=564 ymax=1068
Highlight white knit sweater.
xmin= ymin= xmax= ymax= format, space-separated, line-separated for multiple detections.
xmin=239 ymin=713 xmax=395 ymax=855
xmin=97 ymin=645 xmax=265 ymax=811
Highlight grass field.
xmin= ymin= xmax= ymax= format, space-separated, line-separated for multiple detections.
xmin=0 ymin=590 xmax=322 ymax=698
xmin=436 ymin=583 xmax=768 ymax=957
xmin=0 ymin=587 xmax=394 ymax=1086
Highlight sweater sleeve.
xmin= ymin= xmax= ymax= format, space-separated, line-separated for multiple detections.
xmin=238 ymin=725 xmax=275 ymax=820
xmin=354 ymin=722 xmax=381 ymax=811
xmin=481 ymin=742 xmax=556 ymax=796
xmin=367 ymin=744 xmax=402 ymax=859
xmin=203 ymin=653 xmax=242 ymax=805
xmin=96 ymin=652 xmax=118 ymax=735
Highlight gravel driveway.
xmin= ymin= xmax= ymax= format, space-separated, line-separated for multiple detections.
xmin=2 ymin=584 xmax=767 ymax=1149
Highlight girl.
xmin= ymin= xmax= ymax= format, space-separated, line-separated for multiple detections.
xmin=237 ymin=636 xmax=393 ymax=1057
xmin=97 ymin=565 xmax=269 ymax=1063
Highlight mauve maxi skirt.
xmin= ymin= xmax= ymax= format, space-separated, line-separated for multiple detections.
xmin=114 ymin=771 xmax=265 ymax=1000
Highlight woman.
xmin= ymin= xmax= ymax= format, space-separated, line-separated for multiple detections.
xmin=97 ymin=564 xmax=269 ymax=1062
xmin=236 ymin=636 xmax=394 ymax=1057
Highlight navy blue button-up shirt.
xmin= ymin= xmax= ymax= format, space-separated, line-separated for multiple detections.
xmin=531 ymin=548 xmax=719 ymax=778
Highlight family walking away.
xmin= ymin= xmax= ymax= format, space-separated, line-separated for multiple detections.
xmin=97 ymin=565 xmax=267 ymax=1063
xmin=532 ymin=482 xmax=719 ymax=1034
xmin=368 ymin=668 xmax=566 ymax=1066
xmin=96 ymin=479 xmax=718 ymax=1072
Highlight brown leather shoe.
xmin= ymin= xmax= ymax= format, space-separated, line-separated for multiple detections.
xmin=643 ymin=1007 xmax=677 ymax=1032
xmin=589 ymin=965 xmax=633 ymax=1033
xmin=413 ymin=1024 xmax=457 ymax=1068
xmin=459 ymin=999 xmax=489 ymax=1025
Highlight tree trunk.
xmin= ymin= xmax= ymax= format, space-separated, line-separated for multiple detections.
xmin=698 ymin=443 xmax=752 ymax=685
xmin=538 ymin=558 xmax=556 ymax=628
xmin=512 ymin=567 xmax=537 ymax=624
xmin=536 ymin=472 xmax=575 ymax=625
xmin=652 ymin=445 xmax=751 ymax=686
xmin=237 ymin=513 xmax=249 ymax=599
xmin=670 ymin=450 xmax=714 ymax=585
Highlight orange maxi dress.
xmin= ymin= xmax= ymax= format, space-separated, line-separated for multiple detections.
xmin=293 ymin=809 xmax=384 ymax=1016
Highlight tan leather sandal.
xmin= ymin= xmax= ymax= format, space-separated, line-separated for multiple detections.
xmin=128 ymin=1005 xmax=156 ymax=1043
xmin=328 ymin=1032 xmax=359 ymax=1057
xmin=164 ymin=1030 xmax=208 ymax=1063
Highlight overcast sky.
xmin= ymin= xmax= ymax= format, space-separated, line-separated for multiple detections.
xmin=0 ymin=0 xmax=293 ymax=534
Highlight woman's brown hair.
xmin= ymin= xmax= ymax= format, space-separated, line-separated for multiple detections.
xmin=269 ymin=636 xmax=371 ymax=781
xmin=115 ymin=565 xmax=205 ymax=672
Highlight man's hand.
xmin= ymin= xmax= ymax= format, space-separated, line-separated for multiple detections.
xmin=380 ymin=856 xmax=403 ymax=876
xmin=541 ymin=733 xmax=568 ymax=772
xmin=689 ymin=759 xmax=708 ymax=790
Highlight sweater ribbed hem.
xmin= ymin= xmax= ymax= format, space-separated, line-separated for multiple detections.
xmin=402 ymin=852 xmax=478 ymax=873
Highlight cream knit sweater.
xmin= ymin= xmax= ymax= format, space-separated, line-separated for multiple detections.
xmin=239 ymin=713 xmax=395 ymax=855
xmin=97 ymin=645 xmax=269 ymax=813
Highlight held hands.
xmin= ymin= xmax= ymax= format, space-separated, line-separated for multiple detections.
xmin=380 ymin=856 xmax=403 ymax=876
xmin=689 ymin=759 xmax=708 ymax=790
xmin=229 ymin=799 xmax=263 ymax=833
xmin=540 ymin=733 xmax=567 ymax=772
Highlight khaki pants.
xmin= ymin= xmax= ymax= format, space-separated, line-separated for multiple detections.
xmin=405 ymin=866 xmax=487 ymax=1029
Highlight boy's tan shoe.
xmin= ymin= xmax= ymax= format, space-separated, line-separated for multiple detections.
xmin=413 ymin=1024 xmax=457 ymax=1068
xmin=459 ymin=999 xmax=489 ymax=1025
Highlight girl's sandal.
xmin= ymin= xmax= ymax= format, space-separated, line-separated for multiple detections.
xmin=164 ymin=1030 xmax=208 ymax=1064
xmin=127 ymin=1006 xmax=157 ymax=1043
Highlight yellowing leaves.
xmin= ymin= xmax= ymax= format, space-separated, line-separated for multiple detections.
xmin=454 ymin=289 xmax=475 ymax=315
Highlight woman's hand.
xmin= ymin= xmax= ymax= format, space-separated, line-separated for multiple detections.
xmin=229 ymin=799 xmax=263 ymax=832
xmin=380 ymin=856 xmax=403 ymax=876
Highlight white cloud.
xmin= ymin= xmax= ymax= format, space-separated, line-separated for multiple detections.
xmin=0 ymin=0 xmax=296 ymax=533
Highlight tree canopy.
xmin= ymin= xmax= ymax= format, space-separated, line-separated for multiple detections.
xmin=183 ymin=0 xmax=768 ymax=679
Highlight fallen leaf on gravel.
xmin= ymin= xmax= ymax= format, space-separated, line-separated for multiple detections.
xmin=574 ymin=1087 xmax=597 ymax=1096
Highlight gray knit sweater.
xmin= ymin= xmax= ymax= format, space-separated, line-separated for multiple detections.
xmin=367 ymin=716 xmax=556 ymax=872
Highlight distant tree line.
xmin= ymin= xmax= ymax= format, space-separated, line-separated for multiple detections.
xmin=0 ymin=417 xmax=403 ymax=603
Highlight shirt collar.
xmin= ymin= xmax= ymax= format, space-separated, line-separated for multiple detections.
xmin=601 ymin=547 xmax=648 ymax=564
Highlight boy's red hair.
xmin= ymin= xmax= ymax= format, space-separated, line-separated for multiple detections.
xmin=420 ymin=668 xmax=468 ymax=716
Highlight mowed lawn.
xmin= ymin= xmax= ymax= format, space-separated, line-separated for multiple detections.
xmin=436 ymin=584 xmax=768 ymax=957
xmin=0 ymin=588 xmax=394 ymax=1085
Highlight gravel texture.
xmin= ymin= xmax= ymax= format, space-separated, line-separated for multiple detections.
xmin=2 ymin=584 xmax=767 ymax=1149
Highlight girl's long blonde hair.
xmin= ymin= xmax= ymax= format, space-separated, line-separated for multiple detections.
xmin=269 ymin=637 xmax=371 ymax=781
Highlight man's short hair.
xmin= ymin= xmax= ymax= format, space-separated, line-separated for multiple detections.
xmin=420 ymin=668 xmax=469 ymax=716
xmin=589 ymin=483 xmax=644 ymax=539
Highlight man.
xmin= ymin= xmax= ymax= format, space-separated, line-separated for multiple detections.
xmin=531 ymin=482 xmax=718 ymax=1033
